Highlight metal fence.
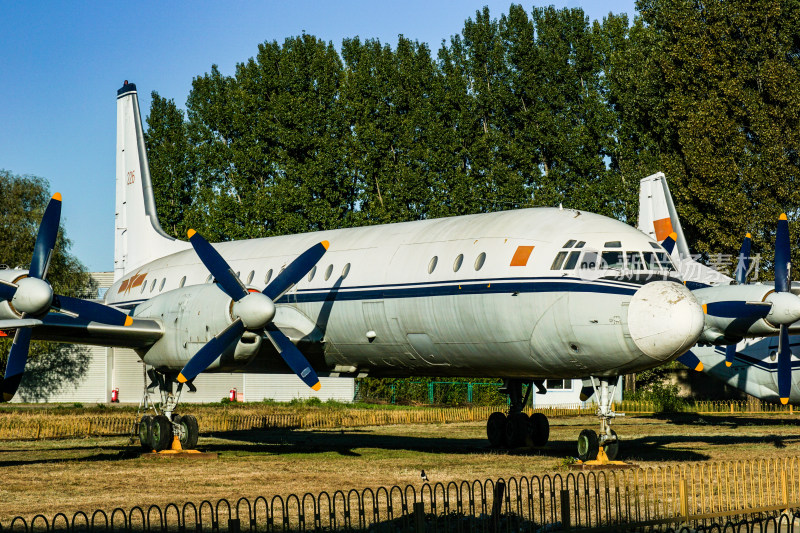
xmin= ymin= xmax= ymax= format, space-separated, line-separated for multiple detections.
xmin=0 ymin=400 xmax=795 ymax=441
xmin=6 ymin=456 xmax=800 ymax=531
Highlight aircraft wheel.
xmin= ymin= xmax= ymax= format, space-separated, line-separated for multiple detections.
xmin=577 ymin=429 xmax=599 ymax=461
xmin=151 ymin=414 xmax=173 ymax=452
xmin=487 ymin=412 xmax=507 ymax=447
xmin=175 ymin=414 xmax=199 ymax=449
xmin=529 ymin=412 xmax=550 ymax=447
xmin=604 ymin=430 xmax=620 ymax=461
xmin=138 ymin=415 xmax=153 ymax=451
xmin=505 ymin=412 xmax=529 ymax=448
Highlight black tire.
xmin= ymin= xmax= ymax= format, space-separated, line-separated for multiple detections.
xmin=151 ymin=414 xmax=173 ymax=452
xmin=138 ymin=415 xmax=153 ymax=451
xmin=505 ymin=412 xmax=529 ymax=449
xmin=486 ymin=412 xmax=507 ymax=447
xmin=604 ymin=430 xmax=620 ymax=461
xmin=175 ymin=414 xmax=199 ymax=450
xmin=577 ymin=429 xmax=599 ymax=462
xmin=529 ymin=412 xmax=550 ymax=447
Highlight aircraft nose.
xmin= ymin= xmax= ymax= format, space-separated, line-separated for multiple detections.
xmin=627 ymin=281 xmax=705 ymax=362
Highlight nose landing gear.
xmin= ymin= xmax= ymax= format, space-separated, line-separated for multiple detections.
xmin=576 ymin=376 xmax=623 ymax=463
xmin=486 ymin=379 xmax=550 ymax=449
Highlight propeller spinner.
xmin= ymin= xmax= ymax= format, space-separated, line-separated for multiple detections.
xmin=177 ymin=229 xmax=328 ymax=391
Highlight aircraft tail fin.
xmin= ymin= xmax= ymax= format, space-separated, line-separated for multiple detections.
xmin=115 ymin=81 xmax=189 ymax=280
xmin=637 ymin=172 xmax=691 ymax=258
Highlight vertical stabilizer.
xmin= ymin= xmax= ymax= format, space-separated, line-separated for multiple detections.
xmin=115 ymin=81 xmax=190 ymax=280
xmin=637 ymin=172 xmax=690 ymax=258
xmin=638 ymin=172 xmax=731 ymax=286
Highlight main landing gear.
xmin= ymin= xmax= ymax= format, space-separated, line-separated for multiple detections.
xmin=576 ymin=376 xmax=622 ymax=462
xmin=486 ymin=379 xmax=550 ymax=449
xmin=137 ymin=368 xmax=199 ymax=452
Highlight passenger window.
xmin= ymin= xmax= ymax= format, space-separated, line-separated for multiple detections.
xmin=563 ymin=251 xmax=580 ymax=270
xmin=342 ymin=263 xmax=351 ymax=278
xmin=159 ymin=278 xmax=166 ymax=291
xmin=264 ymin=269 xmax=273 ymax=284
xmin=474 ymin=252 xmax=486 ymax=271
xmin=150 ymin=279 xmax=157 ymax=292
xmin=604 ymin=241 xmax=622 ymax=248
xmin=246 ymin=271 xmax=254 ymax=284
xmin=453 ymin=254 xmax=464 ymax=272
xmin=601 ymin=251 xmax=624 ymax=269
xmin=308 ymin=266 xmax=317 ymax=282
xmin=236 ymin=271 xmax=240 ymax=279
xmin=141 ymin=281 xmax=147 ymax=294
xmin=563 ymin=239 xmax=577 ymax=248
xmin=580 ymin=251 xmax=598 ymax=269
xmin=551 ymin=251 xmax=568 ymax=270
xmin=205 ymin=274 xmax=213 ymax=284
xmin=428 ymin=256 xmax=438 ymax=274
xmin=626 ymin=251 xmax=645 ymax=270
xmin=324 ymin=264 xmax=333 ymax=281
xmin=179 ymin=276 xmax=186 ymax=288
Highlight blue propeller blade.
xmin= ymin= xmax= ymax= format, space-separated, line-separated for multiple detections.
xmin=187 ymin=229 xmax=248 ymax=301
xmin=778 ymin=324 xmax=792 ymax=404
xmin=734 ymin=233 xmax=752 ymax=285
xmin=676 ymin=350 xmax=704 ymax=372
xmin=725 ymin=344 xmax=737 ymax=367
xmin=265 ymin=324 xmax=321 ymax=390
xmin=660 ymin=232 xmax=677 ymax=255
xmin=0 ymin=280 xmax=17 ymax=301
xmin=29 ymin=193 xmax=62 ymax=280
xmin=263 ymin=241 xmax=329 ymax=301
xmin=177 ymin=319 xmax=246 ymax=383
xmin=51 ymin=295 xmax=133 ymax=326
xmin=775 ymin=214 xmax=790 ymax=293
xmin=2 ymin=328 xmax=32 ymax=401
xmin=705 ymin=301 xmax=771 ymax=320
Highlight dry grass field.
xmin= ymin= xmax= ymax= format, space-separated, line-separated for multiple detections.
xmin=2 ymin=411 xmax=800 ymax=521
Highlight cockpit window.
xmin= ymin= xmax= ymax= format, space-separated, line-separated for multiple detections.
xmin=575 ymin=241 xmax=586 ymax=248
xmin=580 ymin=251 xmax=598 ymax=269
xmin=563 ymin=239 xmax=577 ymax=248
xmin=604 ymin=241 xmax=622 ymax=248
xmin=551 ymin=251 xmax=568 ymax=270
xmin=649 ymin=242 xmax=662 ymax=249
xmin=626 ymin=251 xmax=645 ymax=270
xmin=642 ymin=252 xmax=660 ymax=270
xmin=601 ymin=251 xmax=624 ymax=269
xmin=563 ymin=251 xmax=581 ymax=270
xmin=655 ymin=252 xmax=675 ymax=270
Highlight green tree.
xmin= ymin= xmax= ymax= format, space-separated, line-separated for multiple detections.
xmin=0 ymin=170 xmax=93 ymax=401
xmin=144 ymin=92 xmax=193 ymax=238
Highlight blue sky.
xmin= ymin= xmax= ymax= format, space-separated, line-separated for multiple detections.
xmin=1 ymin=1 xmax=637 ymax=272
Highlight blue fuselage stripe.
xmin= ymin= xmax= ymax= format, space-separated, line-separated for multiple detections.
xmin=111 ymin=278 xmax=639 ymax=310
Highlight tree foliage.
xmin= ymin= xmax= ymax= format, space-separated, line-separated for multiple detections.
xmin=0 ymin=170 xmax=93 ymax=400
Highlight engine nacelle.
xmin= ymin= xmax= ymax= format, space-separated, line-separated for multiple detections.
xmin=694 ymin=284 xmax=781 ymax=343
xmin=0 ymin=269 xmax=29 ymax=319
xmin=133 ymin=284 xmax=262 ymax=371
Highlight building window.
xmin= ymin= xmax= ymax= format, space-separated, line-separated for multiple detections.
xmin=546 ymin=379 xmax=571 ymax=390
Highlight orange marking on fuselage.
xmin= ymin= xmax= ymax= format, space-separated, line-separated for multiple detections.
xmin=510 ymin=245 xmax=535 ymax=267
xmin=653 ymin=217 xmax=674 ymax=241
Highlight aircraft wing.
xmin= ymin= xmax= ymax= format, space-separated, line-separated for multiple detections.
xmin=1 ymin=313 xmax=164 ymax=350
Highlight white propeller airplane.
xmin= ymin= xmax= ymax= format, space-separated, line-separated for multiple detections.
xmin=638 ymin=173 xmax=800 ymax=406
xmin=0 ymin=81 xmax=710 ymax=460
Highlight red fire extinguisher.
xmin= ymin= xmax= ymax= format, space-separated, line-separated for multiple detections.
xmin=111 ymin=388 xmax=119 ymax=403
xmin=229 ymin=388 xmax=237 ymax=402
